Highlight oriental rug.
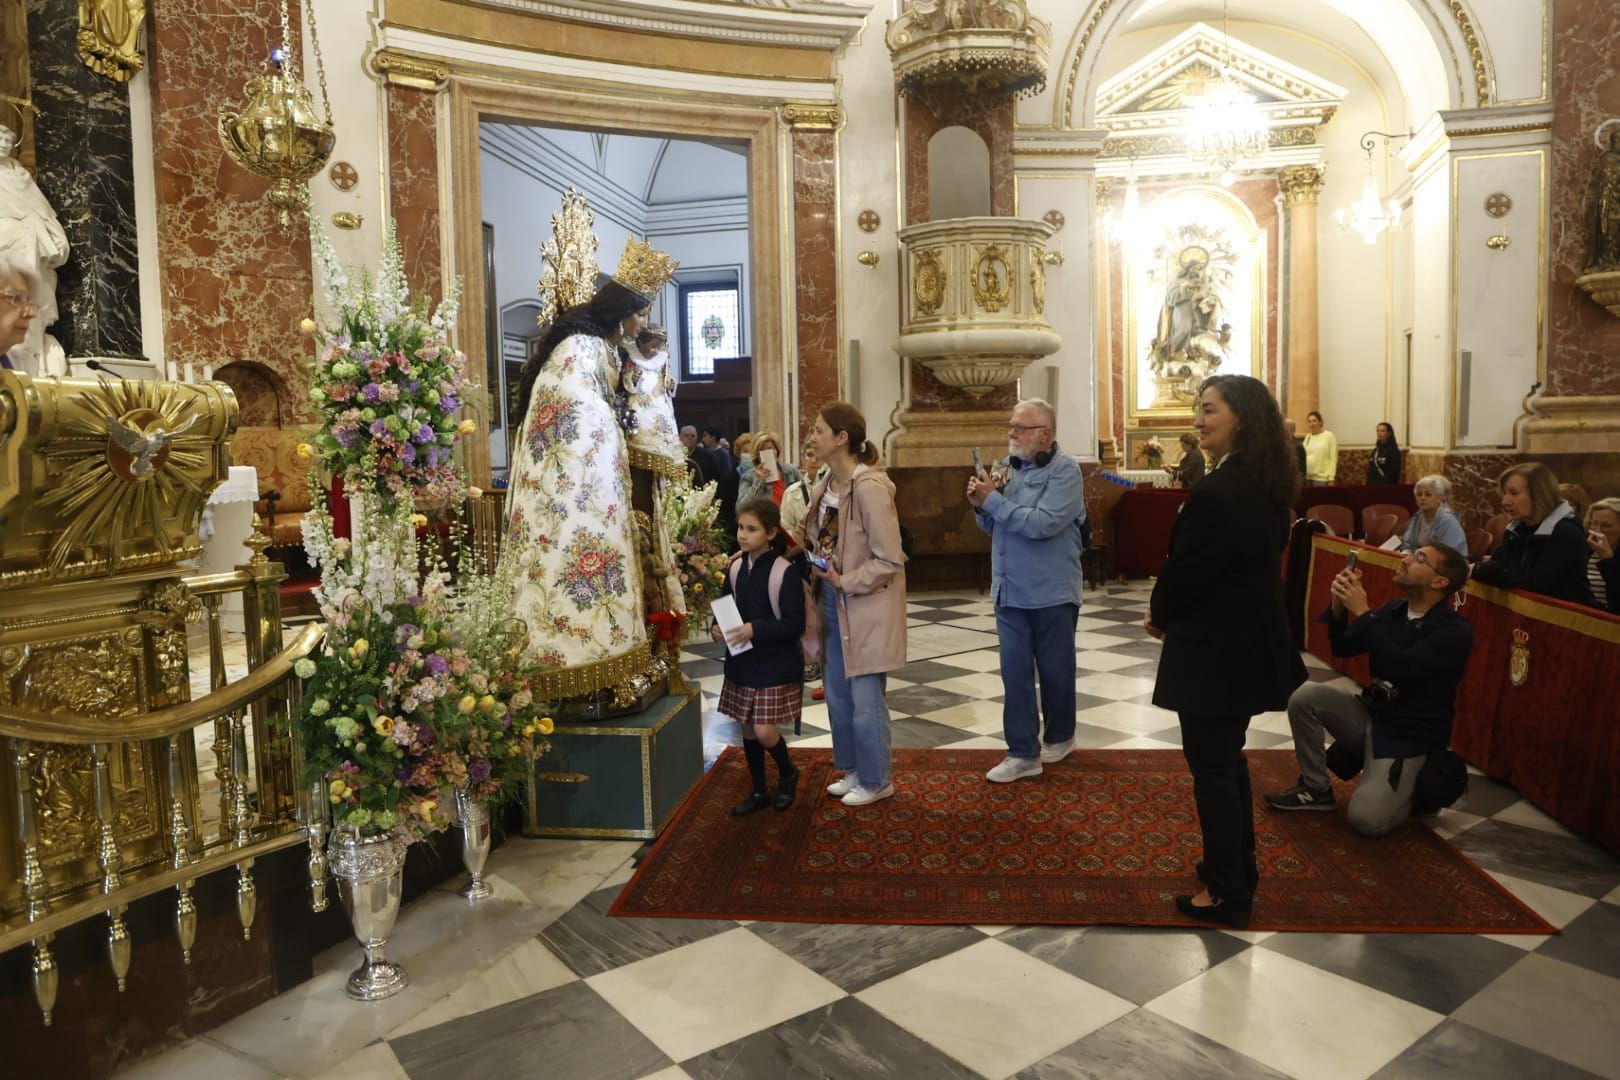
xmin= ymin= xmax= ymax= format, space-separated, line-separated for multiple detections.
xmin=610 ymin=748 xmax=1552 ymax=934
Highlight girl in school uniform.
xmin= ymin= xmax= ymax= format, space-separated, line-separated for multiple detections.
xmin=714 ymin=498 xmax=807 ymax=814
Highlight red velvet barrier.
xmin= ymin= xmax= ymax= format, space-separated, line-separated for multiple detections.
xmin=1303 ymin=535 xmax=1620 ymax=855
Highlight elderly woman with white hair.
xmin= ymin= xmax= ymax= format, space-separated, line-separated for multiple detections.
xmin=1399 ymin=475 xmax=1467 ymax=552
xmin=0 ymin=253 xmax=39 ymax=371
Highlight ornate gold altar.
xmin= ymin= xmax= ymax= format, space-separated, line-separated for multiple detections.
xmin=0 ymin=373 xmax=326 ymax=1026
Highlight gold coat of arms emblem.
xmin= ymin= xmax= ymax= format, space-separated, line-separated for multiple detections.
xmin=1508 ymin=627 xmax=1530 ymax=687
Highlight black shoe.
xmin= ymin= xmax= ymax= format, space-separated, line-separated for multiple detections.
xmin=731 ymin=792 xmax=771 ymax=816
xmin=1264 ymin=778 xmax=1337 ymax=812
xmin=773 ymin=769 xmax=799 ymax=812
xmin=1174 ymin=893 xmax=1253 ymax=929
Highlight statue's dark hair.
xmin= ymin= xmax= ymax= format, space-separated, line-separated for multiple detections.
xmin=515 ymin=280 xmax=650 ymax=424
xmin=1200 ymin=374 xmax=1300 ymax=509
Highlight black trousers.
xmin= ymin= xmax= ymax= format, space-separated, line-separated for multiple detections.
xmin=1178 ymin=711 xmax=1257 ymax=903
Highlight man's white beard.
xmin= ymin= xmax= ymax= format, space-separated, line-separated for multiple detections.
xmin=1007 ymin=440 xmax=1021 ymax=459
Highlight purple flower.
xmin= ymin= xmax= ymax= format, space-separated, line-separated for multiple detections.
xmin=425 ymin=445 xmax=441 ymax=468
xmin=400 ymin=442 xmax=417 ymax=464
xmin=362 ymin=383 xmax=382 ymax=404
xmin=467 ymin=759 xmax=492 ymax=784
xmin=335 ymin=427 xmax=358 ymax=448
xmin=405 ymin=379 xmax=421 ymax=394
xmin=439 ymin=394 xmax=459 ymax=413
xmin=414 ymin=422 xmax=435 ymax=445
xmin=370 ymin=418 xmax=388 ymax=437
xmin=426 ymin=654 xmax=448 ymax=676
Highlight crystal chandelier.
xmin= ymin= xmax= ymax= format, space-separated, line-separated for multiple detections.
xmin=1334 ymin=131 xmax=1411 ymax=245
xmin=1185 ymin=1 xmax=1269 ymax=186
xmin=218 ymin=0 xmax=336 ymax=229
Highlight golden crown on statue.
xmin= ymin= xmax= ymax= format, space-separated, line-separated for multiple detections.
xmin=613 ymin=236 xmax=680 ymax=299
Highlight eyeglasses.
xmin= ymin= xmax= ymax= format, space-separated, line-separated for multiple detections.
xmin=1007 ymin=424 xmax=1051 ymax=435
xmin=0 ymin=290 xmax=36 ymax=314
xmin=1407 ymin=549 xmax=1433 ymax=568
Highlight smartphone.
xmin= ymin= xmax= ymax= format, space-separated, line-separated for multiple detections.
xmin=971 ymin=447 xmax=987 ymax=478
xmin=1345 ymin=550 xmax=1359 ymax=573
xmin=808 ymin=553 xmax=830 ymax=572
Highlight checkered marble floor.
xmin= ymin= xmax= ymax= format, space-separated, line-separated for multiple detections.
xmin=126 ymin=584 xmax=1620 ymax=1080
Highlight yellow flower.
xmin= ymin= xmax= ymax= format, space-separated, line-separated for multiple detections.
xmin=373 ymin=715 xmax=394 ymax=736
xmin=536 ymin=716 xmax=555 ymax=736
xmin=295 ymin=442 xmax=314 ymax=460
xmin=458 ymin=694 xmax=478 ymax=714
xmin=328 ymin=778 xmax=348 ymax=797
xmin=692 ymin=583 xmax=704 ymax=595
xmin=479 ymin=694 xmax=497 ymax=713
xmin=521 ymin=722 xmax=536 ymax=737
xmin=468 ymin=485 xmax=484 ymax=500
xmin=349 ymin=638 xmax=370 ymax=661
xmin=417 ymin=798 xmax=437 ymax=821
xmin=458 ymin=418 xmax=478 ymax=434
xmin=410 ymin=513 xmax=429 ymax=528
xmin=299 ymin=317 xmax=317 ymax=337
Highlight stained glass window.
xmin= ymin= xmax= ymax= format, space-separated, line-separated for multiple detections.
xmin=682 ymin=286 xmax=740 ymax=377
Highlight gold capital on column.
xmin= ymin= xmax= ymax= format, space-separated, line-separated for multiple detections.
xmin=781 ymin=103 xmax=841 ymax=131
xmin=1279 ymin=164 xmax=1326 ymax=205
xmin=371 ymin=50 xmax=450 ymax=91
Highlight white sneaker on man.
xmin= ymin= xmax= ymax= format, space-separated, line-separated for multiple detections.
xmin=986 ymin=756 xmax=1043 ymax=783
xmin=826 ymin=772 xmax=859 ymax=798
xmin=1039 ymin=737 xmax=1077 ymax=764
xmin=841 ymin=783 xmax=895 ymax=807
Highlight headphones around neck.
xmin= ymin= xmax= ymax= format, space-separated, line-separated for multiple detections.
xmin=1008 ymin=448 xmax=1054 ymax=470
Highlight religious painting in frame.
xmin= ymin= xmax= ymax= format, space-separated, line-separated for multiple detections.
xmin=1125 ymin=186 xmax=1266 ymax=420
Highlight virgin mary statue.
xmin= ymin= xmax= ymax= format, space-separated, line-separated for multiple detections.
xmin=506 ymin=203 xmax=678 ymax=712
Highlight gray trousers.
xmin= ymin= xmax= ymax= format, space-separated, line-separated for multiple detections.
xmin=1286 ymin=682 xmax=1425 ymax=837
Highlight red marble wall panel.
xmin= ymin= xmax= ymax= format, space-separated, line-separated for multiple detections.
xmin=793 ymin=129 xmax=840 ymax=438
xmin=1547 ymin=0 xmax=1620 ymax=396
xmin=149 ymin=0 xmax=315 ymax=422
xmin=386 ymin=84 xmax=444 ymax=306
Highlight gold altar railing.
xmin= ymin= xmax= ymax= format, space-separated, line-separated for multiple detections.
xmin=0 ymin=548 xmax=329 ymax=1026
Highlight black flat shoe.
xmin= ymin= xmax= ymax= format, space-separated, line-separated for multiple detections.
xmin=731 ymin=792 xmax=771 ymax=816
xmin=773 ymin=769 xmax=799 ymax=812
xmin=1174 ymin=893 xmax=1253 ymax=929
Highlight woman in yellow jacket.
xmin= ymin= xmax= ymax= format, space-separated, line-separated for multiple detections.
xmin=1302 ymin=410 xmax=1338 ymax=486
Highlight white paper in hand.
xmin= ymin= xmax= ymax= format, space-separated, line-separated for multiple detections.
xmin=1379 ymin=534 xmax=1403 ymax=551
xmin=711 ymin=594 xmax=752 ymax=655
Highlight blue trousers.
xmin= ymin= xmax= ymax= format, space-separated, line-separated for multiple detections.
xmin=996 ymin=602 xmax=1079 ymax=759
xmin=821 ymin=588 xmax=892 ymax=790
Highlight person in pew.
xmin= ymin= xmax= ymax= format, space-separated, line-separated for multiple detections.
xmin=1168 ymin=431 xmax=1206 ymax=488
xmin=1585 ymin=497 xmax=1620 ymax=614
xmin=1267 ymin=542 xmax=1474 ymax=836
xmin=1472 ymin=462 xmax=1596 ymax=607
xmin=0 ymin=255 xmax=37 ymax=369
xmin=1399 ymin=475 xmax=1467 ymax=553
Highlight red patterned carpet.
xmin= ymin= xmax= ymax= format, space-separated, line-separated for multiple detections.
xmin=611 ymin=748 xmax=1552 ymax=934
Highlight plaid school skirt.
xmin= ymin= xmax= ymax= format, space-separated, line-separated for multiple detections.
xmin=718 ymin=679 xmax=803 ymax=731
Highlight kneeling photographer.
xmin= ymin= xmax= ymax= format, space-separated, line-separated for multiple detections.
xmin=1266 ymin=543 xmax=1474 ymax=836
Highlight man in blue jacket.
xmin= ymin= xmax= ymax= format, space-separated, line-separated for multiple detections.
xmin=1267 ymin=542 xmax=1474 ymax=835
xmin=968 ymin=398 xmax=1088 ymax=782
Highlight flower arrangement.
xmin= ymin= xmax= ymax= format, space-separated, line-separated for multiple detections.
xmin=660 ymin=476 xmax=730 ymax=630
xmin=1138 ymin=435 xmax=1165 ymax=467
xmin=306 ymin=222 xmax=472 ymax=505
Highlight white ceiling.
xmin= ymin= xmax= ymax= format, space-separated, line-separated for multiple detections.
xmin=490 ymin=125 xmax=748 ymax=207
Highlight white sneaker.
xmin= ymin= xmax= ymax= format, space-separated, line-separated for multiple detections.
xmin=841 ymin=783 xmax=895 ymax=807
xmin=826 ymin=771 xmax=859 ymax=797
xmin=1039 ymin=737 xmax=1077 ymax=764
xmin=986 ymin=756 xmax=1043 ymax=783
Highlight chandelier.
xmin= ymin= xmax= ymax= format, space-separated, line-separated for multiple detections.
xmin=1334 ymin=131 xmax=1411 ymax=245
xmin=218 ymin=0 xmax=336 ymax=229
xmin=1184 ymin=1 xmax=1268 ymax=186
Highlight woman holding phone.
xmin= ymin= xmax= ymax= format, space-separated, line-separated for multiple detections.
xmin=802 ymin=402 xmax=906 ymax=807
xmin=1145 ymin=375 xmax=1307 ymax=927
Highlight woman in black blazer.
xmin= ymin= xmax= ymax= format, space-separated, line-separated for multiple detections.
xmin=1145 ymin=375 xmax=1308 ymax=927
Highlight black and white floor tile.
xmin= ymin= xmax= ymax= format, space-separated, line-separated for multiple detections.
xmin=129 ymin=584 xmax=1620 ymax=1079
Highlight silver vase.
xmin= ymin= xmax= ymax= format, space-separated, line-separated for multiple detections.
xmin=456 ymin=788 xmax=494 ymax=902
xmin=328 ymin=829 xmax=409 ymax=1001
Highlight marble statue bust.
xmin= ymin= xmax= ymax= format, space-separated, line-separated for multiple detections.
xmin=0 ymin=124 xmax=70 ymax=374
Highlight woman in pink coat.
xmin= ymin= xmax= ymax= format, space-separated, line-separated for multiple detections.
xmin=802 ymin=402 xmax=907 ymax=807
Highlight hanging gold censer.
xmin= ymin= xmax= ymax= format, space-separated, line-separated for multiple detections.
xmin=217 ymin=0 xmax=336 ymax=229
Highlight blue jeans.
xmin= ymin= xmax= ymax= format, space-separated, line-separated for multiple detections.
xmin=996 ymin=603 xmax=1079 ymax=759
xmin=821 ymin=588 xmax=892 ymax=790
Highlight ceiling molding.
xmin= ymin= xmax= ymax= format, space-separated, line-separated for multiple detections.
xmin=453 ymin=0 xmax=870 ymax=51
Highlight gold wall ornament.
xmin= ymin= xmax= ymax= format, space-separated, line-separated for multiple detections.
xmin=217 ymin=0 xmax=335 ymax=229
xmin=912 ymin=248 xmax=947 ymax=315
xmin=328 ymin=161 xmax=358 ymax=191
xmin=972 ymin=243 xmax=1013 ymax=312
xmin=331 ymin=211 xmax=363 ymax=230
xmin=1030 ymin=259 xmax=1047 ymax=314
xmin=1485 ymin=192 xmax=1512 ymax=218
xmin=856 ymin=250 xmax=880 ymax=268
xmin=538 ymin=189 xmax=600 ymax=327
xmin=370 ymin=50 xmax=450 ymax=91
xmin=78 ymin=0 xmax=147 ymax=82
xmin=1043 ymin=209 xmax=1065 ymax=231
xmin=1279 ymin=164 xmax=1327 ymax=205
xmin=1486 ymin=234 xmax=1512 ymax=251
xmin=857 ymin=209 xmax=881 ymax=232
xmin=780 ymin=103 xmax=841 ymax=130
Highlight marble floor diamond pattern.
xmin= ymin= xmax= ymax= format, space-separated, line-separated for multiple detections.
xmin=128 ymin=583 xmax=1620 ymax=1080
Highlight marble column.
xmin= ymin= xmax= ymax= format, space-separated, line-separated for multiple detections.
xmin=377 ymin=53 xmax=449 ymax=306
xmin=24 ymin=0 xmax=143 ymax=359
xmin=1280 ymin=165 xmax=1325 ymax=424
xmin=783 ymin=105 xmax=840 ymax=445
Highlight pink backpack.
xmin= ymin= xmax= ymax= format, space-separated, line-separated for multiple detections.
xmin=725 ymin=553 xmax=822 ymax=662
